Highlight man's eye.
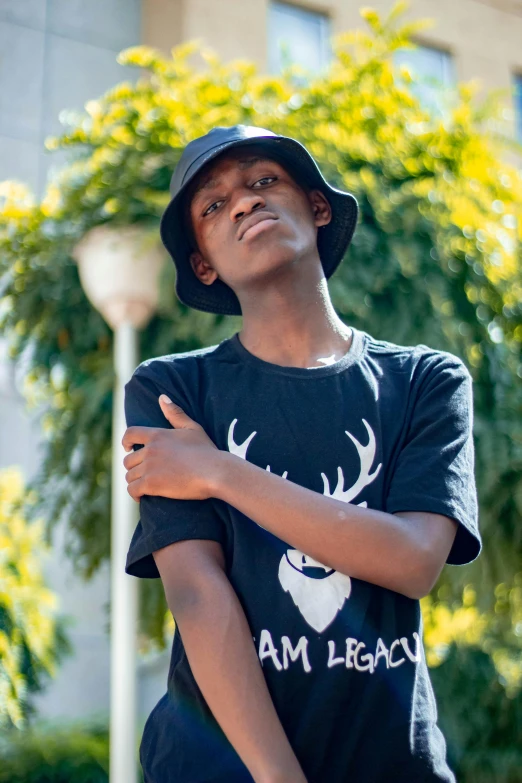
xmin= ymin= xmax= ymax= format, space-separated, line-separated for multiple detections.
xmin=254 ymin=176 xmax=277 ymax=186
xmin=203 ymin=200 xmax=221 ymax=217
xmin=203 ymin=196 xmax=229 ymax=216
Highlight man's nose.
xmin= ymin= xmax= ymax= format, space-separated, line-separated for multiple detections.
xmin=231 ymin=193 xmax=266 ymax=221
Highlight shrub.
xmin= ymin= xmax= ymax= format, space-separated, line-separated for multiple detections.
xmin=0 ymin=721 xmax=112 ymax=783
xmin=0 ymin=467 xmax=71 ymax=729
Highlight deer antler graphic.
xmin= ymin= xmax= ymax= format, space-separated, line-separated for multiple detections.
xmin=228 ymin=418 xmax=257 ymax=460
xmin=321 ymin=418 xmax=382 ymax=504
xmin=227 ymin=419 xmax=288 ymax=479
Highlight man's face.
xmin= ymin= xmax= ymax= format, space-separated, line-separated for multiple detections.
xmin=185 ymin=145 xmax=332 ymax=296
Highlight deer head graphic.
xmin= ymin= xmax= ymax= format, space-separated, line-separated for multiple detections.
xmin=227 ymin=417 xmax=382 ymax=632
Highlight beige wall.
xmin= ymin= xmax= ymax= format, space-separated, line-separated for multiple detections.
xmin=143 ymin=0 xmax=522 ymax=119
xmin=143 ymin=0 xmax=268 ymax=64
xmin=142 ymin=0 xmax=184 ymax=56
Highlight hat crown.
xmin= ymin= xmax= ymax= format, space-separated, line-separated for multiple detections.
xmin=170 ymin=124 xmax=279 ymax=195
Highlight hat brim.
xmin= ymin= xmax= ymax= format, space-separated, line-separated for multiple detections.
xmin=159 ymin=135 xmax=358 ymax=316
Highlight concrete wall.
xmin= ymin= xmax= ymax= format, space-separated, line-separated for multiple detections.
xmin=0 ymin=0 xmax=143 ymax=724
xmin=0 ymin=0 xmax=141 ymax=195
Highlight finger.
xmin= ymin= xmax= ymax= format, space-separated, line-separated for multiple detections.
xmin=158 ymin=395 xmax=196 ymax=429
xmin=125 ymin=465 xmax=144 ymax=485
xmin=123 ymin=449 xmax=144 ymax=470
xmin=127 ymin=478 xmax=144 ymax=501
xmin=122 ymin=426 xmax=156 ymax=452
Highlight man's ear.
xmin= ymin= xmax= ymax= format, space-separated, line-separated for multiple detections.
xmin=189 ymin=250 xmax=219 ymax=286
xmin=310 ymin=189 xmax=332 ymax=229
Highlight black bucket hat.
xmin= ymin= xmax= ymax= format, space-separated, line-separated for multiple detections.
xmin=159 ymin=124 xmax=358 ymax=316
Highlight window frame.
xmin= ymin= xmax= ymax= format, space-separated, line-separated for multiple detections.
xmin=267 ymin=1 xmax=332 ymax=77
xmin=392 ymin=39 xmax=456 ymax=116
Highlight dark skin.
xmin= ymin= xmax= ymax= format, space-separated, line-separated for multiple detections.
xmin=121 ymin=145 xmax=459 ymax=783
xmin=185 ymin=143 xmax=355 ymax=368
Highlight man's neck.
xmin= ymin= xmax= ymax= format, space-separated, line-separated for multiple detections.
xmin=237 ymin=293 xmax=353 ymax=370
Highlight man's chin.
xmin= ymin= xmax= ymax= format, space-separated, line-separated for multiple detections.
xmin=239 ymin=254 xmax=302 ymax=285
xmin=248 ymin=241 xmax=302 ymax=268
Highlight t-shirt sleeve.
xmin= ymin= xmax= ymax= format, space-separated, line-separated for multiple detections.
xmin=385 ymin=352 xmax=481 ymax=566
xmin=123 ymin=365 xmax=229 ymax=579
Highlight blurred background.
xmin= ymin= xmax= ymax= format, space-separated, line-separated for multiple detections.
xmin=0 ymin=1 xmax=521 ymax=781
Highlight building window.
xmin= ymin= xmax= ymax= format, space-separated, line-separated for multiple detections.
xmin=268 ymin=2 xmax=332 ymax=79
xmin=393 ymin=43 xmax=455 ymax=115
xmin=514 ymin=74 xmax=522 ymax=142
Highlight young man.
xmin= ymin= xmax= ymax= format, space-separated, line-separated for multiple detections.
xmin=122 ymin=124 xmax=481 ymax=783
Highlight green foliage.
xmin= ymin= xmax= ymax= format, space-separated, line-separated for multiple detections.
xmin=2 ymin=2 xmax=519 ymax=622
xmin=0 ymin=3 xmax=522 ymax=589
xmin=421 ymin=577 xmax=522 ymax=774
xmin=0 ymin=720 xmax=144 ymax=783
xmin=423 ymin=578 xmax=522 ymax=697
xmin=0 ymin=468 xmax=71 ymax=729
xmin=0 ymin=0 xmax=520 ymax=610
xmin=0 ymin=4 xmax=521 ymax=773
xmin=432 ymin=645 xmax=522 ymax=782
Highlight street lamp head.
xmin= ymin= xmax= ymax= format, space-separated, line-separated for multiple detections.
xmin=72 ymin=224 xmax=166 ymax=330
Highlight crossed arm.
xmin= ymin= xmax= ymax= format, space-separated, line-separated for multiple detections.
xmin=207 ymin=452 xmax=457 ymax=600
xmin=123 ymin=394 xmax=458 ymax=600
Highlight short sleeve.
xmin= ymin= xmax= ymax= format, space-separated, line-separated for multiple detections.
xmin=123 ymin=366 xmax=228 ymax=579
xmin=385 ymin=353 xmax=481 ymax=566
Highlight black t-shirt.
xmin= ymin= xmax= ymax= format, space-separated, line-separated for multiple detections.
xmin=125 ymin=326 xmax=481 ymax=783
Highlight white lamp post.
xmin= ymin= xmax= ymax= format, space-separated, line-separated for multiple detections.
xmin=73 ymin=224 xmax=165 ymax=783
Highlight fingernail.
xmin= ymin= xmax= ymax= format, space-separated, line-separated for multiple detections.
xmin=159 ymin=394 xmax=172 ymax=404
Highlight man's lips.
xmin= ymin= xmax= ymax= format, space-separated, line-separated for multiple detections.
xmin=237 ymin=211 xmax=278 ymax=241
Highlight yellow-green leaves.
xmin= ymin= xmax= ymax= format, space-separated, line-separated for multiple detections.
xmin=0 ymin=468 xmax=63 ymax=730
xmin=0 ymin=0 xmax=520 ymax=662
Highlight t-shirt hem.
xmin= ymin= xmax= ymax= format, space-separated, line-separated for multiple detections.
xmin=386 ymin=498 xmax=481 ymax=566
xmin=126 ymin=527 xmax=227 ymax=578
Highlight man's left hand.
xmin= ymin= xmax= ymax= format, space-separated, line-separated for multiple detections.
xmin=122 ymin=395 xmax=221 ymax=502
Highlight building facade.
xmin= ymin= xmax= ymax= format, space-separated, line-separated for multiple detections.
xmin=0 ymin=0 xmax=521 ymax=729
xmin=145 ymin=0 xmax=522 ymax=137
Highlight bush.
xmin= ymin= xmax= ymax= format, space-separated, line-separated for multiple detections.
xmin=0 ymin=467 xmax=71 ymax=729
xmin=433 ymin=645 xmax=522 ymax=783
xmin=0 ymin=722 xmax=109 ymax=783
xmin=0 ymin=721 xmax=144 ymax=783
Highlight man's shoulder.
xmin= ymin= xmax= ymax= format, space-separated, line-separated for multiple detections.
xmin=125 ymin=339 xmax=231 ymax=410
xmin=125 ymin=339 xmax=231 ymax=416
xmin=364 ymin=331 xmax=469 ymax=378
xmin=133 ymin=339 xmax=228 ymax=380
